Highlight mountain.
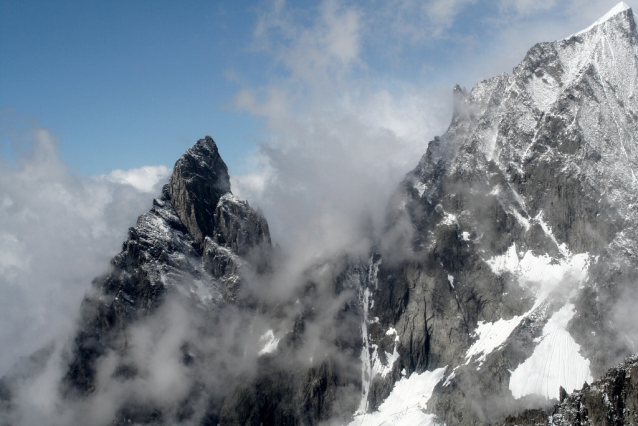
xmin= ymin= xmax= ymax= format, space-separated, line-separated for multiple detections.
xmin=350 ymin=3 xmax=638 ymax=424
xmin=63 ymin=136 xmax=274 ymax=423
xmin=3 ymin=3 xmax=638 ymax=426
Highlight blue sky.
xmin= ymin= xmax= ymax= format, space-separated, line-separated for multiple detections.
xmin=2 ymin=0 xmax=633 ymax=177
xmin=1 ymin=1 xmax=264 ymax=174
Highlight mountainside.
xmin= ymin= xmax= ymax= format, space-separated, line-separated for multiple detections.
xmin=2 ymin=3 xmax=638 ymax=426
xmin=350 ymin=3 xmax=638 ymax=424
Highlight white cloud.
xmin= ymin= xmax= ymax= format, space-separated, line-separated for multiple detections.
xmin=99 ymin=165 xmax=171 ymax=193
xmin=232 ymin=1 xmax=454 ymax=300
xmin=425 ymin=0 xmax=478 ymax=34
xmin=375 ymin=0 xmax=477 ymax=43
xmin=253 ymin=0 xmax=363 ymax=89
xmin=0 ymin=125 xmax=166 ymax=378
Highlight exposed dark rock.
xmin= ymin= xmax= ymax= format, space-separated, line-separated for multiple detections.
xmin=4 ymin=6 xmax=638 ymax=426
xmin=168 ymin=135 xmax=231 ymax=246
xmin=62 ymin=136 xmax=273 ymax=411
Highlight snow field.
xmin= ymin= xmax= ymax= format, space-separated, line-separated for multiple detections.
xmin=347 ymin=367 xmax=447 ymax=426
xmin=509 ymin=304 xmax=592 ymax=400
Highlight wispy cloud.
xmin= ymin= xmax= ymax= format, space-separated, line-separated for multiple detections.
xmin=233 ymin=0 xmax=453 ymax=264
xmin=370 ymin=0 xmax=478 ymax=44
xmin=499 ymin=0 xmax=557 ymax=17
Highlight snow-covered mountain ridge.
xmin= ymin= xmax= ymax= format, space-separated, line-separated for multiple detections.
xmin=351 ymin=3 xmax=638 ymax=424
xmin=2 ymin=3 xmax=638 ymax=426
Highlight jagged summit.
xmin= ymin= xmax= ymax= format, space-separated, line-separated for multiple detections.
xmin=63 ymin=136 xmax=271 ymax=399
xmin=351 ymin=4 xmax=638 ymax=424
xmin=168 ymin=136 xmax=232 ymax=245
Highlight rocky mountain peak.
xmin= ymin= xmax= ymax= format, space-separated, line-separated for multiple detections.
xmin=511 ymin=2 xmax=636 ymax=116
xmin=168 ymin=135 xmax=232 ymax=246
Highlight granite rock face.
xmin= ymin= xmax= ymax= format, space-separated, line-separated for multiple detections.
xmin=168 ymin=136 xmax=232 ymax=246
xmin=56 ymin=136 xmax=353 ymax=426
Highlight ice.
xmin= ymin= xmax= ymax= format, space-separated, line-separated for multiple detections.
xmin=348 ymin=367 xmax=447 ymax=426
xmin=509 ymin=304 xmax=592 ymax=400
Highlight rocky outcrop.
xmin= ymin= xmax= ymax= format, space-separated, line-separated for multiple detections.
xmin=5 ymin=5 xmax=638 ymax=426
xmin=168 ymin=136 xmax=231 ymax=246
xmin=63 ymin=136 xmax=271 ymax=399
xmin=58 ymin=136 xmax=355 ymax=426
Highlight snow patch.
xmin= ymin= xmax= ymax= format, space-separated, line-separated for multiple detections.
xmin=443 ymin=370 xmax=456 ymax=387
xmin=348 ymin=367 xmax=447 ymax=426
xmin=509 ymin=304 xmax=592 ymax=400
xmin=486 ymin=243 xmax=590 ymax=299
xmin=536 ymin=212 xmax=569 ymax=256
xmin=414 ymin=181 xmax=427 ymax=197
xmin=386 ymin=328 xmax=399 ymax=341
xmin=441 ymin=212 xmax=457 ymax=226
xmin=370 ymin=341 xmax=400 ymax=379
xmin=510 ymin=208 xmax=530 ymax=231
xmin=465 ymin=313 xmax=526 ymax=365
xmin=258 ymin=330 xmax=280 ymax=356
xmin=530 ymin=71 xmax=560 ymax=112
xmin=447 ymin=274 xmax=455 ymax=289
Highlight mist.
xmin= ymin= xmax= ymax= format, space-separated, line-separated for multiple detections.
xmin=2 ymin=0 xmax=638 ymax=424
xmin=0 ymin=121 xmax=170 ymax=379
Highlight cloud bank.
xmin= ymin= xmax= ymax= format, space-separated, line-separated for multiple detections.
xmin=0 ymin=124 xmax=170 ymax=380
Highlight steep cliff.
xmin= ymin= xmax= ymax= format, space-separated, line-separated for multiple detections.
xmin=350 ymin=3 xmax=638 ymax=424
